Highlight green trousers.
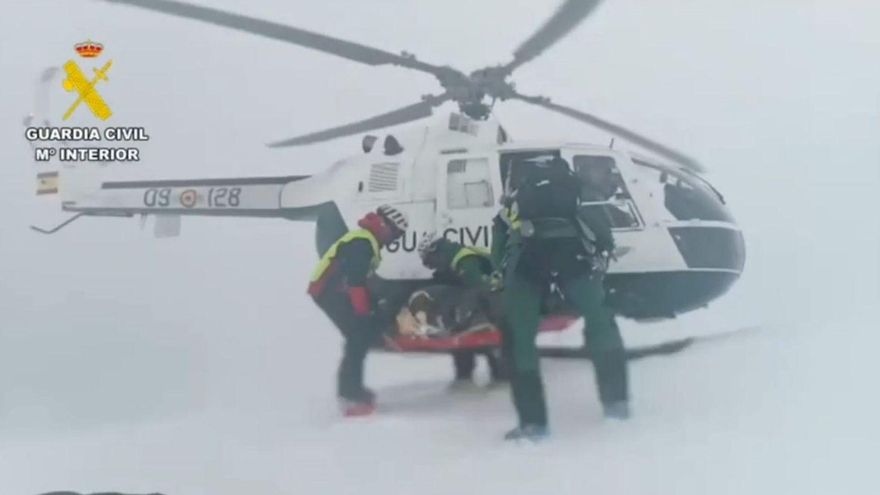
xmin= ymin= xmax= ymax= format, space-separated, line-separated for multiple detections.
xmin=501 ymin=270 xmax=629 ymax=426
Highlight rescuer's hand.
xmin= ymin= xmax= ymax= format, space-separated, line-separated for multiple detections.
xmin=376 ymin=297 xmax=393 ymax=315
xmin=591 ymin=252 xmax=610 ymax=274
xmin=488 ymin=271 xmax=504 ymax=291
xmin=371 ymin=297 xmax=396 ymax=328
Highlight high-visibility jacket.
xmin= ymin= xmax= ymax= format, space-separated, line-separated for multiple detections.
xmin=308 ymin=229 xmax=381 ymax=314
xmin=428 ymin=242 xmax=494 ymax=288
xmin=450 ymin=246 xmax=494 ymax=286
xmin=450 ymin=246 xmax=490 ymax=271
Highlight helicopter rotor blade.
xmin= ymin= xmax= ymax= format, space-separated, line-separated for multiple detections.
xmin=511 ymin=92 xmax=705 ymax=172
xmin=503 ymin=0 xmax=604 ymax=74
xmin=104 ymin=0 xmax=456 ymax=78
xmin=268 ymin=94 xmax=450 ymax=147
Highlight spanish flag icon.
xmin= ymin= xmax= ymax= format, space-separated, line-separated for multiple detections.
xmin=36 ymin=171 xmax=59 ymax=195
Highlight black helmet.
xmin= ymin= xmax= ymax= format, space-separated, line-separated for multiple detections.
xmin=417 ymin=233 xmax=452 ymax=269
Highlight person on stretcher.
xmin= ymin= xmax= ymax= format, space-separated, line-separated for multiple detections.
xmin=395 ymin=235 xmax=506 ymax=385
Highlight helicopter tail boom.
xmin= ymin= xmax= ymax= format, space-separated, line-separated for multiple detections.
xmin=63 ymin=174 xmax=313 ymax=218
xmin=30 ymin=173 xmax=327 ymax=235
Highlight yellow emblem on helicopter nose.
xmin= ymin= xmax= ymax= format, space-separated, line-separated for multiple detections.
xmin=62 ymin=59 xmax=113 ymax=121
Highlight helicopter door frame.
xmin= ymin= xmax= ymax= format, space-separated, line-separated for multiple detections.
xmin=563 ymin=151 xmax=646 ymax=232
xmin=434 ymin=152 xmax=499 ymax=249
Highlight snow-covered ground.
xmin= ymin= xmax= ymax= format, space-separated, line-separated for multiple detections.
xmin=1 ymin=1 xmax=879 ymax=494
xmin=0 ymin=288 xmax=875 ymax=494
xmin=0 ymin=213 xmax=875 ymax=494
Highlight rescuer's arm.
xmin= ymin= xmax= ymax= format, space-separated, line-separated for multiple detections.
xmin=490 ymin=214 xmax=509 ymax=269
xmin=338 ymin=239 xmax=376 ymax=316
xmin=579 ymin=206 xmax=615 ymax=254
xmin=456 ymin=256 xmax=490 ymax=288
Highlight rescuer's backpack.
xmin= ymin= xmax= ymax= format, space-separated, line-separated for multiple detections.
xmin=512 ymin=158 xmax=616 ymax=270
xmin=514 ymin=158 xmax=581 ymax=220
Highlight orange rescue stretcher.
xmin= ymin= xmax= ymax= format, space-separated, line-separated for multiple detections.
xmin=385 ymin=314 xmax=579 ymax=353
xmin=382 ymin=286 xmax=695 ymax=360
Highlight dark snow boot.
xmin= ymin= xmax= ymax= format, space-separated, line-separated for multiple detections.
xmin=602 ymin=400 xmax=631 ymax=420
xmin=504 ymin=423 xmax=550 ymax=442
xmin=592 ymin=349 xmax=629 ymax=405
xmin=510 ymin=370 xmax=548 ymax=427
xmin=452 ymin=351 xmax=476 ymax=381
xmin=486 ymin=350 xmax=509 ymax=383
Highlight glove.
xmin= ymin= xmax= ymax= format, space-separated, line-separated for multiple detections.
xmin=488 ymin=271 xmax=504 ymax=292
xmin=371 ymin=297 xmax=397 ymax=328
xmin=347 ymin=286 xmax=371 ymax=316
xmin=590 ymin=252 xmax=610 ymax=274
xmin=375 ymin=297 xmax=393 ymax=314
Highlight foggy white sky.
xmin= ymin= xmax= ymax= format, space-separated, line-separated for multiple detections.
xmin=0 ymin=1 xmax=879 ymax=492
xmin=2 ymin=0 xmax=878 ymax=330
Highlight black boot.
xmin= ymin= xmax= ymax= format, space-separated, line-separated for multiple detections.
xmin=592 ymin=349 xmax=630 ymax=418
xmin=510 ymin=370 xmax=548 ymax=428
xmin=504 ymin=423 xmax=550 ymax=442
xmin=486 ymin=350 xmax=509 ymax=383
xmin=452 ymin=351 xmax=476 ymax=381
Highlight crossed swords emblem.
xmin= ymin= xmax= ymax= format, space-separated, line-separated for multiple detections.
xmin=61 ymin=59 xmax=113 ymax=121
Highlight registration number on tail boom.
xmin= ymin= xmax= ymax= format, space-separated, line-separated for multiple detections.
xmin=142 ymin=187 xmax=244 ymax=209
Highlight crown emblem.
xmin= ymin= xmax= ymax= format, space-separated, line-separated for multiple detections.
xmin=74 ymin=40 xmax=104 ymax=58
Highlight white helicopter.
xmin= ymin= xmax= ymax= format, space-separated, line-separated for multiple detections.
xmin=30 ymin=0 xmax=744 ymax=353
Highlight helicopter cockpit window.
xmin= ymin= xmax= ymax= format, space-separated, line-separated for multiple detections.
xmin=573 ymin=155 xmax=641 ymax=230
xmin=631 ymin=159 xmax=733 ymax=222
xmin=446 ymin=158 xmax=494 ymax=209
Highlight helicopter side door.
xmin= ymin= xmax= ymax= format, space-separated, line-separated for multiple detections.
xmin=557 ymin=151 xmax=649 ymax=272
xmin=565 ymin=153 xmax=644 ymax=231
xmin=435 ymin=153 xmax=499 ymax=249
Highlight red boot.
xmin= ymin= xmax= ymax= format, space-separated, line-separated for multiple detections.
xmin=339 ymin=388 xmax=376 ymax=417
xmin=341 ymin=400 xmax=376 ymax=417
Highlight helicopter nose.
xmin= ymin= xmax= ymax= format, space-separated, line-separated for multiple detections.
xmin=606 ymin=225 xmax=746 ymax=319
xmin=668 ymin=226 xmax=745 ymax=272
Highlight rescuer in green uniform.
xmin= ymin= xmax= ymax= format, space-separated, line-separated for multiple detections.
xmin=493 ymin=156 xmax=629 ymax=441
xmin=418 ymin=235 xmax=506 ymax=385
